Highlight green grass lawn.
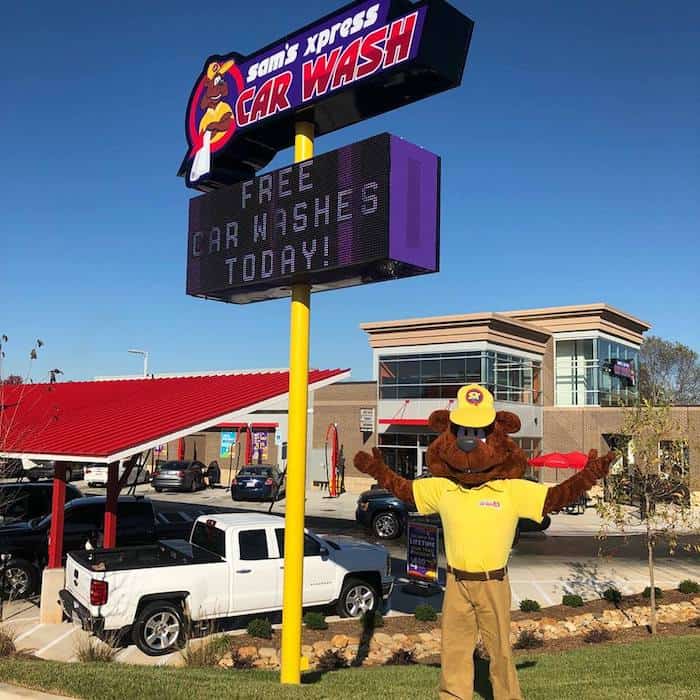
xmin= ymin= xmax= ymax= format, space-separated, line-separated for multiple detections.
xmin=0 ymin=635 xmax=699 ymax=700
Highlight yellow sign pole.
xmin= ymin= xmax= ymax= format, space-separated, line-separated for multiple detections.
xmin=280 ymin=120 xmax=314 ymax=685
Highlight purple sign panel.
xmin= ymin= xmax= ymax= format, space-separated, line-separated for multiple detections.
xmin=179 ymin=0 xmax=473 ymax=190
xmin=407 ymin=521 xmax=440 ymax=583
xmin=186 ymin=133 xmax=439 ymax=303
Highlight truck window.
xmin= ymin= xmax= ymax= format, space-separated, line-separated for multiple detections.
xmin=274 ymin=529 xmax=322 ymax=558
xmin=191 ymin=522 xmax=226 ymax=559
xmin=238 ymin=529 xmax=268 ymax=560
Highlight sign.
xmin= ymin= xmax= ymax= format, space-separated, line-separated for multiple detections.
xmin=220 ymin=430 xmax=237 ymax=458
xmin=275 ymin=431 xmax=283 ymax=446
xmin=611 ymin=359 xmax=636 ymax=386
xmin=187 ymin=133 xmax=439 ymax=303
xmin=179 ymin=0 xmax=473 ymax=190
xmin=407 ymin=521 xmax=439 ymax=583
xmin=359 ymin=407 xmax=375 ymax=432
xmin=253 ymin=430 xmax=269 ymax=461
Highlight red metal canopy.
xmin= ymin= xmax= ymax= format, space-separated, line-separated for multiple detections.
xmin=0 ymin=369 xmax=348 ymax=462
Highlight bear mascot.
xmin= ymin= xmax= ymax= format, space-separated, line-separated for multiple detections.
xmin=354 ymin=384 xmax=613 ymax=700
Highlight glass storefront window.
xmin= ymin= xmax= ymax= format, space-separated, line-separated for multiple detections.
xmin=377 ymin=351 xmax=541 ymax=404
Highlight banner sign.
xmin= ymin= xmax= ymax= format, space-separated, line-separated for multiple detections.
xmin=611 ymin=359 xmax=636 ymax=385
xmin=220 ymin=430 xmax=237 ymax=458
xmin=179 ymin=0 xmax=473 ymax=190
xmin=253 ymin=431 xmax=269 ymax=462
xmin=406 ymin=521 xmax=440 ymax=583
xmin=187 ymin=133 xmax=439 ymax=303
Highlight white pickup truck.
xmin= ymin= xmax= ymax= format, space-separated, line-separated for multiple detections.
xmin=60 ymin=512 xmax=394 ymax=656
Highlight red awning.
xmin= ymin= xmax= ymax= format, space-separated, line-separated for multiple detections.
xmin=1 ymin=370 xmax=348 ymax=462
xmin=378 ymin=418 xmax=430 ymax=426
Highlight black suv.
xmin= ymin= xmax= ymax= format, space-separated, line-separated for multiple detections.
xmin=0 ymin=482 xmax=83 ymax=525
xmin=356 ymin=487 xmax=551 ymax=540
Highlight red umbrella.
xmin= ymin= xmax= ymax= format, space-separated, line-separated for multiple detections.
xmin=528 ymin=451 xmax=588 ymax=470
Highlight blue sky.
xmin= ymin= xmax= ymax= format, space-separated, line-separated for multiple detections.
xmin=1 ymin=1 xmax=698 ymax=382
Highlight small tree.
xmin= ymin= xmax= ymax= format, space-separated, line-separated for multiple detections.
xmin=597 ymin=400 xmax=699 ymax=634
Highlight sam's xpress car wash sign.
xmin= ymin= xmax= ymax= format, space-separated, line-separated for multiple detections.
xmin=179 ymin=0 xmax=473 ymax=190
xmin=187 ymin=133 xmax=439 ymax=303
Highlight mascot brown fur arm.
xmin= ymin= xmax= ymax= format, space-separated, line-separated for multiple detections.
xmin=354 ymin=447 xmax=416 ymax=505
xmin=541 ymin=449 xmax=614 ymax=515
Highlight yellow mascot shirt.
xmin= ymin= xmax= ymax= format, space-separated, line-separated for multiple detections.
xmin=413 ymin=478 xmax=549 ymax=572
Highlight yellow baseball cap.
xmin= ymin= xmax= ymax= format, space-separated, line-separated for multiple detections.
xmin=207 ymin=59 xmax=235 ymax=80
xmin=449 ymin=384 xmax=496 ymax=428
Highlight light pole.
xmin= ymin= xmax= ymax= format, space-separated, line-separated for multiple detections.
xmin=128 ymin=349 xmax=149 ymax=377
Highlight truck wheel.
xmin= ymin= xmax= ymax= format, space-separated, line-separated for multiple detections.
xmin=154 ymin=487 xmax=163 ymax=493
xmin=2 ymin=559 xmax=37 ymax=599
xmin=372 ymin=511 xmax=401 ymax=540
xmin=133 ymin=602 xmax=185 ymax=656
xmin=337 ymin=577 xmax=378 ymax=618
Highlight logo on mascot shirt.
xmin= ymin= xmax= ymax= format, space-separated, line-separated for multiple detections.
xmin=466 ymin=388 xmax=484 ymax=406
xmin=479 ymin=500 xmax=501 ymax=509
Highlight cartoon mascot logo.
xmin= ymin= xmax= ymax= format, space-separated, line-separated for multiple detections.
xmin=466 ymin=388 xmax=483 ymax=405
xmin=186 ymin=58 xmax=244 ymax=184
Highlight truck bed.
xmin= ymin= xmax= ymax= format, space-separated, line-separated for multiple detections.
xmin=69 ymin=539 xmax=223 ymax=572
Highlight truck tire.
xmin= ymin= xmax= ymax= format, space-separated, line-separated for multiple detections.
xmin=371 ymin=511 xmax=401 ymax=539
xmin=336 ymin=577 xmax=378 ymax=618
xmin=2 ymin=559 xmax=38 ymax=599
xmin=132 ymin=601 xmax=186 ymax=656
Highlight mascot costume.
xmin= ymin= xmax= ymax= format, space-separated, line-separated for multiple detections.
xmin=354 ymin=384 xmax=613 ymax=700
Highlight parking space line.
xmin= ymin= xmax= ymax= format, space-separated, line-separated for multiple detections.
xmin=35 ymin=626 xmax=77 ymax=657
xmin=14 ymin=623 xmax=43 ymax=642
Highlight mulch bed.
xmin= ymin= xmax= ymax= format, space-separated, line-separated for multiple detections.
xmin=222 ymin=588 xmax=699 ymax=656
xmin=510 ymin=589 xmax=699 ymax=622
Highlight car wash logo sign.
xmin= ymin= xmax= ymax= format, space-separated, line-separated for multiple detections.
xmin=183 ymin=0 xmax=425 ymax=185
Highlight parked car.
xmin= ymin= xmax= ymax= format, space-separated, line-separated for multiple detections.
xmin=150 ymin=461 xmax=206 ymax=493
xmin=231 ymin=465 xmax=285 ymax=502
xmin=0 ymin=458 xmax=24 ymax=480
xmin=61 ymin=512 xmax=394 ymax=655
xmin=0 ymin=496 xmax=193 ymax=599
xmin=84 ymin=463 xmax=150 ymax=488
xmin=356 ymin=488 xmax=551 ymax=540
xmin=0 ymin=482 xmax=82 ymax=525
xmin=22 ymin=459 xmax=84 ymax=483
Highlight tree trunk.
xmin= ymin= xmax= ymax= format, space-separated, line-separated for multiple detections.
xmin=646 ymin=494 xmax=657 ymax=635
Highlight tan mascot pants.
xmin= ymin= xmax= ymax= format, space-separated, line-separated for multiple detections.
xmin=439 ymin=573 xmax=521 ymax=700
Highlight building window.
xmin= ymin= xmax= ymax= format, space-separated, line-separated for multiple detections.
xmin=555 ymin=338 xmax=639 ymax=406
xmin=378 ymin=351 xmax=541 ymax=404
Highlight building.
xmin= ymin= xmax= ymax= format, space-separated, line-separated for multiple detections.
xmin=320 ymin=304 xmax=699 ymax=496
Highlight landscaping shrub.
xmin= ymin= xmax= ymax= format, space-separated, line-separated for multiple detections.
xmin=678 ymin=580 xmax=700 ymax=594
xmin=519 ymin=599 xmax=541 ymax=613
xmin=385 ymin=649 xmax=416 ymax=666
xmin=180 ymin=637 xmax=225 ymax=668
xmin=414 ymin=604 xmax=438 ymax=621
xmin=316 ymin=649 xmax=349 ymax=672
xmin=562 ymin=594 xmax=584 ymax=608
xmin=0 ymin=627 xmax=17 ymax=658
xmin=513 ymin=630 xmax=543 ymax=650
xmin=642 ymin=586 xmax=663 ymax=600
xmin=602 ymin=587 xmax=622 ymax=605
xmin=583 ymin=628 xmax=613 ymax=644
xmin=74 ymin=634 xmax=119 ymax=663
xmin=230 ymin=649 xmax=255 ymax=669
xmin=246 ymin=618 xmax=272 ymax=639
xmin=360 ymin=610 xmax=384 ymax=630
xmin=303 ymin=611 xmax=328 ymax=630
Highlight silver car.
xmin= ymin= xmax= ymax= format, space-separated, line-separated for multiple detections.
xmin=151 ymin=460 xmax=205 ymax=493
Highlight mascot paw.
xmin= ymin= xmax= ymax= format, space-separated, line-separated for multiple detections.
xmin=586 ymin=449 xmax=615 ymax=479
xmin=354 ymin=447 xmax=384 ymax=476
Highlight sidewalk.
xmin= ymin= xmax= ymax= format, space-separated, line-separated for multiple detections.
xmin=0 ymin=684 xmax=71 ymax=699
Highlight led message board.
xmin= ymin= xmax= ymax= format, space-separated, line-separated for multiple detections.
xmin=187 ymin=133 xmax=439 ymax=303
xmin=179 ymin=0 xmax=472 ymax=190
